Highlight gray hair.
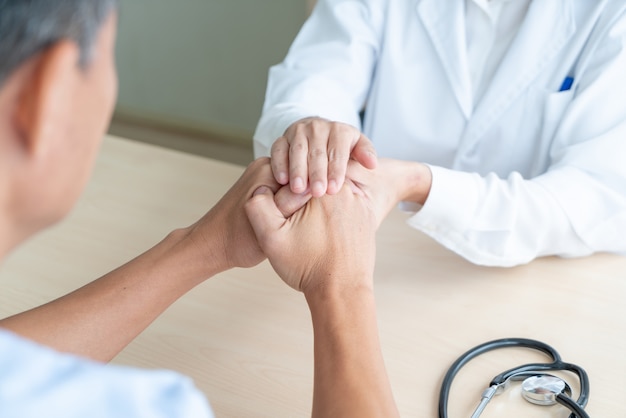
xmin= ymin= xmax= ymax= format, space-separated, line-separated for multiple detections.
xmin=0 ymin=0 xmax=118 ymax=86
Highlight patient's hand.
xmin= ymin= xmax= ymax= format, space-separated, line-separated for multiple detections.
xmin=245 ymin=184 xmax=376 ymax=293
xmin=185 ymin=157 xmax=311 ymax=273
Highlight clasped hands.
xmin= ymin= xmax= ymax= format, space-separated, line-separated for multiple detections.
xmin=186 ymin=117 xmax=431 ymax=296
xmin=197 ymin=155 xmax=386 ymax=296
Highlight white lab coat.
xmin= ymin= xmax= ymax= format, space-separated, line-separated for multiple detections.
xmin=254 ymin=0 xmax=626 ymax=266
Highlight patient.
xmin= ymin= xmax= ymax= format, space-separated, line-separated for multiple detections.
xmin=0 ymin=1 xmax=398 ymax=417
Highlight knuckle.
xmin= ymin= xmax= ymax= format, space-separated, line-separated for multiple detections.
xmin=290 ymin=139 xmax=307 ymax=154
xmin=307 ymin=117 xmax=324 ymax=126
xmin=291 ymin=121 xmax=313 ymax=140
xmin=308 ymin=166 xmax=326 ymax=181
xmin=271 ymin=137 xmax=288 ymax=153
xmin=328 ymin=148 xmax=349 ymax=163
xmin=309 ymin=147 xmax=328 ymax=161
xmin=308 ymin=118 xmax=327 ymax=134
xmin=332 ymin=122 xmax=358 ymax=139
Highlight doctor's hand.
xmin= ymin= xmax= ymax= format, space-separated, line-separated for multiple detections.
xmin=271 ymin=117 xmax=378 ymax=198
xmin=244 ymin=183 xmax=376 ymax=293
xmin=346 ymin=158 xmax=433 ymax=227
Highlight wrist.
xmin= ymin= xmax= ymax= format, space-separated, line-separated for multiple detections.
xmin=304 ymin=280 xmax=375 ymax=314
xmin=399 ymin=161 xmax=432 ymax=206
xmin=161 ymin=226 xmax=227 ymax=285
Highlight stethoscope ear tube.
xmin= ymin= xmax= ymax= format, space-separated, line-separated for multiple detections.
xmin=438 ymin=338 xmax=590 ymax=418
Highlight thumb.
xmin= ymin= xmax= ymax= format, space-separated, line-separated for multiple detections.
xmin=245 ymin=186 xmax=286 ymax=245
xmin=275 ymin=186 xmax=312 ymax=218
xmin=351 ymin=134 xmax=378 ymax=169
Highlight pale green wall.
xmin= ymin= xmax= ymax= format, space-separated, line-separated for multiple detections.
xmin=115 ymin=1 xmax=307 ymax=144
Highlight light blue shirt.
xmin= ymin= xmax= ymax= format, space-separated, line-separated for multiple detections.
xmin=0 ymin=330 xmax=214 ymax=418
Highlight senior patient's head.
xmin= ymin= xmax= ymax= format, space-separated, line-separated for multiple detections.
xmin=0 ymin=0 xmax=119 ymax=255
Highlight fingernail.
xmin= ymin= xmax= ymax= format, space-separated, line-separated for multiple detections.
xmin=293 ymin=177 xmax=304 ymax=191
xmin=277 ymin=172 xmax=288 ymax=184
xmin=253 ymin=186 xmax=269 ymax=197
xmin=312 ymin=181 xmax=325 ymax=197
xmin=328 ymin=180 xmax=338 ymax=194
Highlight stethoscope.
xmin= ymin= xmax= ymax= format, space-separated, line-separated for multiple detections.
xmin=438 ymin=338 xmax=590 ymax=418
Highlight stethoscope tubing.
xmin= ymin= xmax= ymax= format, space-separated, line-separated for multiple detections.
xmin=438 ymin=337 xmax=589 ymax=418
xmin=557 ymin=392 xmax=591 ymax=418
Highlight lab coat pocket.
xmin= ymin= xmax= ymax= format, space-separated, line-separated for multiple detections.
xmin=526 ymin=88 xmax=575 ymax=174
xmin=540 ymin=89 xmax=575 ymax=140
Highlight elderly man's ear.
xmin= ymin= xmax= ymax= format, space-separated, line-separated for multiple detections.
xmin=5 ymin=40 xmax=83 ymax=160
xmin=0 ymin=40 xmax=83 ymax=247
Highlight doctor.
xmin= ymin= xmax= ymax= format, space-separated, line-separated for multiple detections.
xmin=254 ymin=0 xmax=626 ymax=267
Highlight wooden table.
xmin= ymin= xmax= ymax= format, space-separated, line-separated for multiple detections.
xmin=1 ymin=136 xmax=624 ymax=417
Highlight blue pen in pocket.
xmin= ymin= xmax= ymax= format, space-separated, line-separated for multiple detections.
xmin=559 ymin=76 xmax=574 ymax=92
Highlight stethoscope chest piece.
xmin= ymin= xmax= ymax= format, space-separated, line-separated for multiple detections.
xmin=521 ymin=375 xmax=571 ymax=406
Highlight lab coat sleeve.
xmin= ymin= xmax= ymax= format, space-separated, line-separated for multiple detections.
xmin=408 ymin=166 xmax=597 ymax=267
xmin=409 ymin=15 xmax=626 ymax=267
xmin=253 ymin=0 xmax=384 ymax=157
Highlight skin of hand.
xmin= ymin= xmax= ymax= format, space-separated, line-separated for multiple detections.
xmin=183 ymin=157 xmax=312 ymax=272
xmin=346 ymin=158 xmax=433 ymax=227
xmin=245 ymin=183 xmax=376 ymax=293
xmin=245 ymin=185 xmax=400 ymax=418
xmin=0 ymin=157 xmax=311 ymax=362
xmin=271 ymin=117 xmax=378 ymax=198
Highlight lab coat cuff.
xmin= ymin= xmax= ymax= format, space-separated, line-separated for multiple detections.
xmin=406 ymin=165 xmax=480 ymax=237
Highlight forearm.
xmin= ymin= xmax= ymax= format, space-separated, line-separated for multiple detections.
xmin=305 ymin=284 xmax=399 ymax=418
xmin=0 ymin=227 xmax=224 ymax=362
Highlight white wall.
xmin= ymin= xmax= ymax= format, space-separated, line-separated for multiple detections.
xmin=115 ymin=1 xmax=307 ymax=144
